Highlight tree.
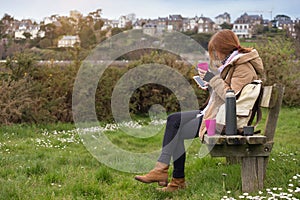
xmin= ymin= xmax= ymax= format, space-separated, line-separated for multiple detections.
xmin=191 ymin=33 xmax=213 ymax=50
xmin=295 ymin=22 xmax=300 ymax=44
xmin=79 ymin=25 xmax=96 ymax=49
xmin=40 ymin=23 xmax=57 ymax=46
xmin=111 ymin=27 xmax=123 ymax=36
xmin=79 ymin=16 xmax=94 ymax=29
xmin=0 ymin=20 xmax=4 ymax=38
xmin=39 ymin=38 xmax=52 ymax=49
xmin=220 ymin=22 xmax=233 ymax=30
xmin=5 ymin=42 xmax=23 ymax=57
xmin=89 ymin=9 xmax=102 ymax=20
xmin=5 ymin=52 xmax=36 ymax=81
xmin=252 ymin=24 xmax=264 ymax=35
xmin=1 ymin=13 xmax=14 ymax=22
xmin=0 ymin=43 xmax=5 ymax=59
xmin=57 ymin=17 xmax=76 ymax=35
xmin=29 ymin=36 xmax=41 ymax=48
xmin=23 ymin=32 xmax=32 ymax=40
xmin=0 ymin=14 xmax=14 ymax=38
xmin=94 ymin=20 xmax=104 ymax=31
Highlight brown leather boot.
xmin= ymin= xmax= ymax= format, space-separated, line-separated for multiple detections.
xmin=157 ymin=178 xmax=186 ymax=192
xmin=134 ymin=162 xmax=169 ymax=186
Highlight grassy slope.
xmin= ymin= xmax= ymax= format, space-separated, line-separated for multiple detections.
xmin=0 ymin=107 xmax=299 ymax=200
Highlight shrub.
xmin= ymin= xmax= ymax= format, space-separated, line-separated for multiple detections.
xmin=255 ymin=36 xmax=300 ymax=106
xmin=94 ymin=51 xmax=208 ymax=122
xmin=0 ymin=79 xmax=33 ymax=124
xmin=0 ymin=52 xmax=78 ymax=124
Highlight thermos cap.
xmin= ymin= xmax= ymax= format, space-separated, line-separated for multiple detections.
xmin=226 ymin=89 xmax=234 ymax=93
xmin=226 ymin=89 xmax=235 ymax=97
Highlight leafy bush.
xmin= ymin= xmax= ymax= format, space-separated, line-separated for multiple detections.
xmin=0 ymin=79 xmax=32 ymax=124
xmin=92 ymin=51 xmax=207 ymax=122
xmin=0 ymin=52 xmax=78 ymax=124
xmin=255 ymin=36 xmax=300 ymax=106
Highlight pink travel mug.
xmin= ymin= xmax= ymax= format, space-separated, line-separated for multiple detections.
xmin=205 ymin=119 xmax=216 ymax=136
xmin=197 ymin=62 xmax=209 ymax=71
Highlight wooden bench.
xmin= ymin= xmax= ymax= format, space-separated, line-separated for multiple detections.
xmin=203 ymin=84 xmax=285 ymax=193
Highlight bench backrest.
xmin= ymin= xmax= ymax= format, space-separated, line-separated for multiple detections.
xmin=259 ymin=84 xmax=285 ymax=142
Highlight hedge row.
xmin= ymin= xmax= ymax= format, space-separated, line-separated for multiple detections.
xmin=0 ymin=51 xmax=207 ymax=125
xmin=0 ymin=36 xmax=299 ymax=125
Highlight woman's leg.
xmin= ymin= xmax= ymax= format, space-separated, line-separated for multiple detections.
xmin=172 ymin=115 xmax=202 ymax=178
xmin=157 ymin=111 xmax=202 ymax=192
xmin=135 ymin=110 xmax=202 ymax=187
xmin=158 ymin=110 xmax=202 ymax=169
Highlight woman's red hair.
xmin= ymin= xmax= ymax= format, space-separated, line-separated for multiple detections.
xmin=208 ymin=29 xmax=252 ymax=61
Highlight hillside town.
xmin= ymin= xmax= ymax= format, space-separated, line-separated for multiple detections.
xmin=0 ymin=9 xmax=299 ymax=49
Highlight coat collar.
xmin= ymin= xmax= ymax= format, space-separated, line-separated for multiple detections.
xmin=219 ymin=49 xmax=263 ymax=79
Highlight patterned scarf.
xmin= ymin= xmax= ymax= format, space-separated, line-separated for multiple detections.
xmin=218 ymin=50 xmax=239 ymax=73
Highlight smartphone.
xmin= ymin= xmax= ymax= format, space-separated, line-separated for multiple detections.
xmin=193 ymin=75 xmax=207 ymax=88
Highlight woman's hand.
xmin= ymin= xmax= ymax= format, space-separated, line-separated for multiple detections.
xmin=198 ymin=68 xmax=206 ymax=79
xmin=198 ymin=69 xmax=209 ymax=90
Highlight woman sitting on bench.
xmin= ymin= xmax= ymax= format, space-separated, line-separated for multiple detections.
xmin=134 ymin=29 xmax=265 ymax=192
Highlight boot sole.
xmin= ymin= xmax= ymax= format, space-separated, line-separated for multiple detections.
xmin=134 ymin=176 xmax=168 ymax=187
xmin=157 ymin=185 xmax=186 ymax=192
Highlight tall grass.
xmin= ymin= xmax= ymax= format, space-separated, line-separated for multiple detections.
xmin=0 ymin=107 xmax=299 ymax=199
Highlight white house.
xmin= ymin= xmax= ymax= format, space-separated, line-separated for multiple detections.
xmin=43 ymin=15 xmax=58 ymax=25
xmin=14 ymin=28 xmax=41 ymax=39
xmin=118 ymin=16 xmax=127 ymax=28
xmin=14 ymin=20 xmax=42 ymax=40
xmin=232 ymin=13 xmax=263 ymax=38
xmin=232 ymin=24 xmax=252 ymax=38
xmin=101 ymin=19 xmax=112 ymax=30
xmin=189 ymin=17 xmax=199 ymax=31
xmin=198 ymin=16 xmax=215 ymax=33
xmin=58 ymin=35 xmax=80 ymax=48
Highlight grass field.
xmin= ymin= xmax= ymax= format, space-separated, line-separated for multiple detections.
xmin=0 ymin=107 xmax=299 ymax=200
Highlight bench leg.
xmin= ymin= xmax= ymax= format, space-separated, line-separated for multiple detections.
xmin=241 ymin=156 xmax=267 ymax=192
xmin=226 ymin=157 xmax=242 ymax=164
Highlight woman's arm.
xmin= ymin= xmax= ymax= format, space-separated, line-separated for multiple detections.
xmin=208 ymin=75 xmax=229 ymax=101
xmin=230 ymin=63 xmax=258 ymax=93
xmin=208 ymin=63 xmax=257 ymax=101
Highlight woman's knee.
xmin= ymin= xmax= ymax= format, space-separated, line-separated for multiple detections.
xmin=167 ymin=112 xmax=181 ymax=122
xmin=167 ymin=112 xmax=181 ymax=128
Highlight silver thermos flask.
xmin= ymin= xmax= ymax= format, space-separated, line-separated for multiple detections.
xmin=225 ymin=90 xmax=237 ymax=135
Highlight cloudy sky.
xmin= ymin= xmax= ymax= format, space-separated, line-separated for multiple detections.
xmin=1 ymin=0 xmax=299 ymax=22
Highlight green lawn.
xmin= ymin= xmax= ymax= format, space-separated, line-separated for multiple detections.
xmin=0 ymin=107 xmax=299 ymax=200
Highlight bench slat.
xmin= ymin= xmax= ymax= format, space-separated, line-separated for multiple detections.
xmin=247 ymin=135 xmax=267 ymax=144
xmin=260 ymin=86 xmax=273 ymax=108
xmin=227 ymin=135 xmax=247 ymax=145
xmin=204 ymin=135 xmax=267 ymax=145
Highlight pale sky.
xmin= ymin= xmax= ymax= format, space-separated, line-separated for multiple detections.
xmin=1 ymin=0 xmax=299 ymax=22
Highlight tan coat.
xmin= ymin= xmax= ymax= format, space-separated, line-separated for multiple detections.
xmin=199 ymin=49 xmax=264 ymax=140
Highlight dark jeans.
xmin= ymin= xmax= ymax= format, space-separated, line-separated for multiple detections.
xmin=157 ymin=110 xmax=202 ymax=178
